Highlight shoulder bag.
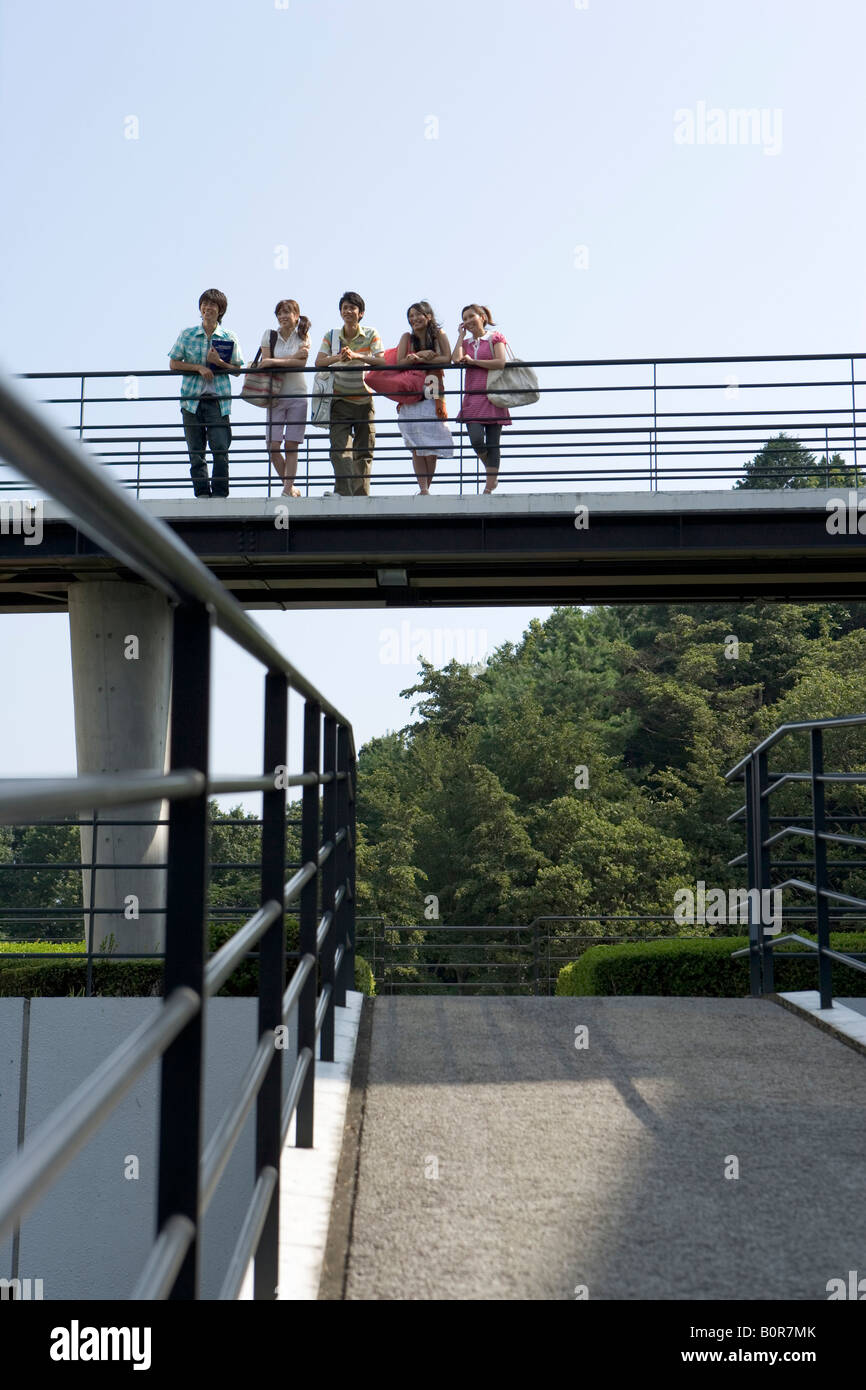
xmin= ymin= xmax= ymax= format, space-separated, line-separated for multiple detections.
xmin=311 ymin=328 xmax=342 ymax=428
xmin=486 ymin=338 xmax=541 ymax=408
xmin=240 ymin=331 xmax=279 ymax=408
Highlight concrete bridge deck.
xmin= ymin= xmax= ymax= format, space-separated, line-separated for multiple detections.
xmin=329 ymin=997 xmax=866 ymax=1301
xmin=3 ymin=489 xmax=866 ymax=610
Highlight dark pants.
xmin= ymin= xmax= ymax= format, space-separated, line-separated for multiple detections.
xmin=182 ymin=396 xmax=231 ymax=497
xmin=329 ymin=396 xmax=375 ymax=495
xmin=466 ymin=421 xmax=502 ymax=471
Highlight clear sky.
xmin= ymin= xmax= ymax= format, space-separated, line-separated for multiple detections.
xmin=1 ymin=0 xmax=865 ymax=794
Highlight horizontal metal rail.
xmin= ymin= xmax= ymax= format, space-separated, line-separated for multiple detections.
xmin=281 ymin=1049 xmax=312 ymax=1148
xmin=0 ymin=985 xmax=199 ymax=1245
xmin=6 ymin=352 xmax=864 ymax=500
xmin=129 ymin=1215 xmax=196 ymax=1302
xmin=218 ymin=1167 xmax=278 ymax=1302
xmin=200 ymin=1031 xmax=276 ymax=1214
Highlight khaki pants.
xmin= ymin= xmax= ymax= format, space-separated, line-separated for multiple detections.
xmin=329 ymin=396 xmax=375 ymax=495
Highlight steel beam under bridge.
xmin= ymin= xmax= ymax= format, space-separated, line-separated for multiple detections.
xmin=3 ymin=490 xmax=866 ymax=612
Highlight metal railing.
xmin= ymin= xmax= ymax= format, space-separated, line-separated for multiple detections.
xmin=0 ymin=371 xmax=356 ymax=1299
xmin=355 ymin=916 xmax=743 ymax=996
xmin=725 ymin=715 xmax=866 ymax=1006
xmin=4 ymin=351 xmax=865 ymax=497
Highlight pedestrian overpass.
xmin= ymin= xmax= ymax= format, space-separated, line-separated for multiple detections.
xmin=0 ymin=363 xmax=865 ymax=1305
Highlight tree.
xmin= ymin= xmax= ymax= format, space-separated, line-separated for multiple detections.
xmin=736 ymin=434 xmax=859 ymax=490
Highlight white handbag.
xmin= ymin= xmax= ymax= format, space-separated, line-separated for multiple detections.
xmin=311 ymin=328 xmax=342 ymax=428
xmin=486 ymin=340 xmax=540 ymax=409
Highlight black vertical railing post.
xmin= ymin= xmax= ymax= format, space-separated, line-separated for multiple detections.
xmin=296 ymin=700 xmax=320 ymax=1148
xmin=346 ymin=741 xmax=357 ymax=996
xmin=157 ymin=600 xmax=211 ymax=1300
xmin=320 ymin=716 xmax=338 ymax=1062
xmin=851 ymin=357 xmax=860 ymax=488
xmin=85 ymin=807 xmax=98 ymax=998
xmin=744 ymin=759 xmax=762 ymax=997
xmin=533 ymin=919 xmax=540 ymax=996
xmin=254 ymin=670 xmax=288 ymax=1300
xmin=335 ymin=724 xmax=350 ymax=1008
xmin=811 ymin=728 xmax=833 ymax=1009
xmin=756 ymin=750 xmax=774 ymax=993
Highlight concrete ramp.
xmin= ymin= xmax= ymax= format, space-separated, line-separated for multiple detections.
xmin=341 ymin=998 xmax=866 ymax=1300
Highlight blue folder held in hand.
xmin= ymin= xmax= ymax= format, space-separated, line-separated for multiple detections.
xmin=210 ymin=339 xmax=234 ymax=368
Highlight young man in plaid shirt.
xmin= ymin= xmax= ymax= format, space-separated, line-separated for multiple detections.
xmin=169 ymin=288 xmax=244 ymax=498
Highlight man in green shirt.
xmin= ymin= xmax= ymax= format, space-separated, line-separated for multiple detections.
xmin=315 ymin=290 xmax=386 ymax=496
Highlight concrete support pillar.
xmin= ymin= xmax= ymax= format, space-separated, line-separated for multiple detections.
xmin=68 ymin=582 xmax=173 ymax=956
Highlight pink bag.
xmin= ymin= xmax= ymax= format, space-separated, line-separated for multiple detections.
xmin=364 ymin=347 xmax=426 ymax=404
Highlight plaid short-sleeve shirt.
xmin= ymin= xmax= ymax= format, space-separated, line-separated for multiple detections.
xmin=168 ymin=324 xmax=244 ymax=416
xmin=318 ymin=325 xmax=383 ymax=401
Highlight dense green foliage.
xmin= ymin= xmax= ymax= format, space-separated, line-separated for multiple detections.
xmin=555 ymin=934 xmax=866 ymax=997
xmin=355 ymin=598 xmax=866 ymax=938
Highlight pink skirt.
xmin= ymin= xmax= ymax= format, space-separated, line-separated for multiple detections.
xmin=456 ymin=364 xmax=511 ymax=424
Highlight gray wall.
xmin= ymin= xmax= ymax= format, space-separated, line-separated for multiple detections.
xmin=0 ymin=997 xmax=297 ymax=1299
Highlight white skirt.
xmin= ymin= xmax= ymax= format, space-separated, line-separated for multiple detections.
xmin=397 ymin=398 xmax=454 ymax=457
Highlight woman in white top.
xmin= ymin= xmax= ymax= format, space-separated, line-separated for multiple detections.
xmin=394 ymin=301 xmax=453 ymax=495
xmin=258 ymin=299 xmax=311 ymax=497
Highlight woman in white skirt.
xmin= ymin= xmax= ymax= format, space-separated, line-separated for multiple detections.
xmin=395 ymin=301 xmax=453 ymax=494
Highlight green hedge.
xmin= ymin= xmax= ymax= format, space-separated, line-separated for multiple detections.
xmin=0 ymin=934 xmax=376 ymax=1000
xmin=555 ymin=933 xmax=866 ymax=997
xmin=354 ymin=953 xmax=375 ymax=997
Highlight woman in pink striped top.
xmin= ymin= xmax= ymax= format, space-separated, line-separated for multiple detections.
xmin=452 ymin=304 xmax=511 ymax=494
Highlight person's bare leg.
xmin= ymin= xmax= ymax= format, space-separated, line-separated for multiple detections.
xmin=269 ymin=446 xmax=286 ymax=491
xmin=282 ymin=443 xmax=301 ymax=497
xmin=413 ymin=451 xmax=429 ymax=494
xmin=424 ymin=455 xmax=437 ymax=491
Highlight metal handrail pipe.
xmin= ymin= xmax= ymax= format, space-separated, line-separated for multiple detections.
xmin=0 ymin=770 xmax=205 ymax=821
xmin=19 ymin=350 xmax=866 ymax=379
xmin=334 ymin=884 xmax=346 ymax=914
xmin=822 ymin=947 xmax=866 ymax=974
xmin=726 ymin=714 xmax=866 ymax=781
xmin=282 ymin=954 xmax=315 ymax=1023
xmin=209 ymin=772 xmax=336 ymax=795
xmin=217 ymin=1166 xmax=278 ymax=1302
xmin=316 ymin=911 xmax=334 ymax=953
xmin=334 ymin=944 xmax=344 ymax=978
xmin=730 ymin=932 xmax=866 ymax=974
xmin=819 ymin=886 xmax=866 ymax=909
xmin=731 ymin=933 xmax=819 ymax=957
xmin=766 ymin=826 xmax=866 ymax=851
xmin=129 ymin=1214 xmax=196 ymax=1301
xmin=0 ymin=985 xmax=200 ymax=1245
xmin=200 ymin=1031 xmax=276 ymax=1214
xmin=774 ymin=876 xmax=866 ymax=910
xmin=0 ymin=373 xmax=354 ymax=740
xmin=284 ymin=860 xmax=318 ymax=905
xmin=204 ymin=900 xmax=282 ymax=997
xmin=281 ymin=1048 xmax=312 ymax=1147
xmin=315 ymin=985 xmax=332 ymax=1039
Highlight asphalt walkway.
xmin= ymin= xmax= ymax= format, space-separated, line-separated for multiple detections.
xmin=342 ymin=997 xmax=866 ymax=1300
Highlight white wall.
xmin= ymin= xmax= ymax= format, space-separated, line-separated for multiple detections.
xmin=0 ymin=996 xmax=298 ymax=1299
